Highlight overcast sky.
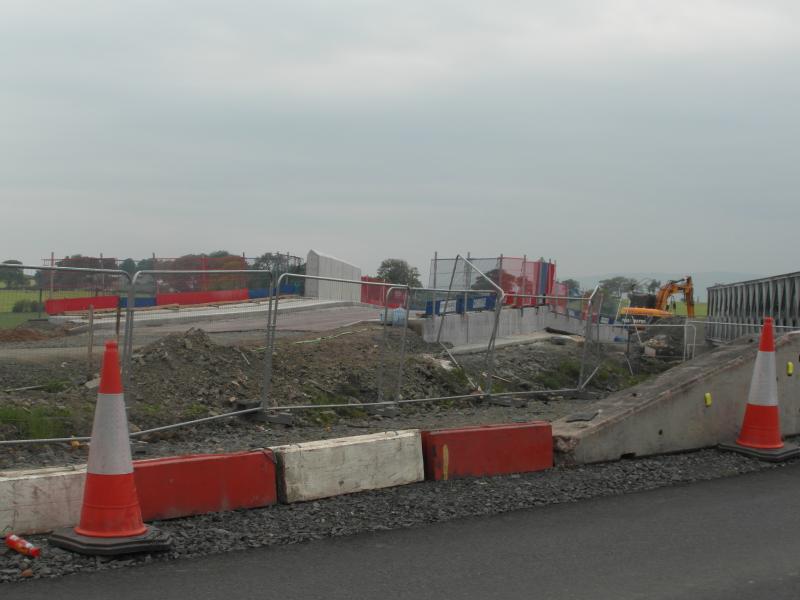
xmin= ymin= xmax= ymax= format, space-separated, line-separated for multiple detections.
xmin=2 ymin=1 xmax=799 ymax=280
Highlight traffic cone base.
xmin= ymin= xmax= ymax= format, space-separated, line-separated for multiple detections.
xmin=719 ymin=440 xmax=800 ymax=462
xmin=49 ymin=526 xmax=171 ymax=557
xmin=50 ymin=341 xmax=171 ymax=555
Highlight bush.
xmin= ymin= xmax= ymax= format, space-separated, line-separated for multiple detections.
xmin=12 ymin=299 xmax=44 ymax=313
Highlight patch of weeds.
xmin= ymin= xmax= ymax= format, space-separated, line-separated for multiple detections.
xmin=184 ymin=403 xmax=209 ymax=419
xmin=534 ymin=358 xmax=583 ymax=390
xmin=0 ymin=406 xmax=71 ymax=438
xmin=42 ymin=380 xmax=70 ymax=393
xmin=305 ymin=388 xmax=368 ymax=423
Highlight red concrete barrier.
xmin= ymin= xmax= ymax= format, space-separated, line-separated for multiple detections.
xmin=134 ymin=450 xmax=277 ymax=521
xmin=421 ymin=422 xmax=553 ymax=481
xmin=155 ymin=288 xmax=249 ymax=306
xmin=45 ymin=295 xmax=119 ymax=315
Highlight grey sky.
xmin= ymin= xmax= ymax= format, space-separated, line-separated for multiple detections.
xmin=2 ymin=1 xmax=799 ymax=279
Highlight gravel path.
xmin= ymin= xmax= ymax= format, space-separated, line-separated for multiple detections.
xmin=0 ymin=447 xmax=786 ymax=583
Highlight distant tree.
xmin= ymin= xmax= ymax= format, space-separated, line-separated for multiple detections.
xmin=136 ymin=257 xmax=155 ymax=271
xmin=120 ymin=258 xmax=137 ymax=276
xmin=376 ymin=259 xmax=421 ymax=287
xmin=208 ymin=250 xmax=231 ymax=258
xmin=647 ymin=279 xmax=662 ymax=294
xmin=0 ymin=260 xmax=25 ymax=288
xmin=597 ymin=276 xmax=640 ymax=315
xmin=561 ymin=278 xmax=581 ymax=297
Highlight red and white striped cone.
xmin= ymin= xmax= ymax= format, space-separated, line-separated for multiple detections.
xmin=50 ymin=341 xmax=171 ymax=555
xmin=720 ymin=318 xmax=800 ymax=462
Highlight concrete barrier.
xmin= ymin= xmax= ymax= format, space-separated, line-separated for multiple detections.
xmin=134 ymin=450 xmax=277 ymax=521
xmin=1 ymin=451 xmax=279 ymax=535
xmin=421 ymin=423 xmax=553 ymax=480
xmin=0 ymin=466 xmax=86 ymax=535
xmin=553 ymin=331 xmax=800 ymax=464
xmin=273 ymin=430 xmax=424 ymax=503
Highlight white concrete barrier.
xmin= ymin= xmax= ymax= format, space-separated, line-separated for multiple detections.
xmin=0 ymin=466 xmax=86 ymax=534
xmin=273 ymin=430 xmax=424 ymax=503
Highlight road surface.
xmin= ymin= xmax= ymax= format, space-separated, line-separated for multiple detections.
xmin=14 ymin=463 xmax=800 ymax=599
xmin=0 ymin=305 xmax=382 ymax=363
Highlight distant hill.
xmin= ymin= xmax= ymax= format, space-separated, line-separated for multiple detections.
xmin=569 ymin=272 xmax=765 ymax=302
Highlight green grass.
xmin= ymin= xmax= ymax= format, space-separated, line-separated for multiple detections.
xmin=0 ymin=406 xmax=72 ymax=439
xmin=0 ymin=289 xmax=110 ymax=329
xmin=0 ymin=312 xmax=38 ymax=329
xmin=673 ymin=301 xmax=707 ymax=317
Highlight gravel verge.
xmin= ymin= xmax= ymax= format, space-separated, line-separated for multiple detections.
xmin=0 ymin=447 xmax=787 ymax=583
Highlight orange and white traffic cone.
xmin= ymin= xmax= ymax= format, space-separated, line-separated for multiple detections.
xmin=720 ymin=317 xmax=800 ymax=462
xmin=50 ymin=341 xmax=171 ymax=555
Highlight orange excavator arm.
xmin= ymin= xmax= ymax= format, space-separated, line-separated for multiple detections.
xmin=655 ymin=277 xmax=695 ymax=318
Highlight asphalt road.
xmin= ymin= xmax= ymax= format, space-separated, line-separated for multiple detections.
xmin=15 ymin=463 xmax=800 ymax=599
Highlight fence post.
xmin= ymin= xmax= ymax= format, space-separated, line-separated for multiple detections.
xmin=49 ymin=252 xmax=54 ymax=299
xmin=87 ymin=305 xmax=95 ymax=379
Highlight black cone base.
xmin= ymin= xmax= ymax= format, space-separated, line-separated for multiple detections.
xmin=718 ymin=441 xmax=800 ymax=463
xmin=50 ymin=525 xmax=172 ymax=556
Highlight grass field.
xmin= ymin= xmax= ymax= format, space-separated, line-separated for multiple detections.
xmin=0 ymin=289 xmax=99 ymax=329
xmin=673 ymin=301 xmax=708 ymax=317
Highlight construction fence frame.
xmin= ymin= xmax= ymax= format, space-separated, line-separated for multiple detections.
xmin=2 ymin=263 xmax=625 ymax=445
xmin=262 ymin=272 xmax=412 ymax=409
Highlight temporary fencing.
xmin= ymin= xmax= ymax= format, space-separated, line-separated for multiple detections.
xmin=1 ymin=259 xmax=647 ymax=446
xmin=0 ymin=264 xmax=132 ymax=412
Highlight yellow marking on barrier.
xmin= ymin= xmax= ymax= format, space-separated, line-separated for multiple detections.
xmin=787 ymin=362 xmax=794 ymax=377
xmin=442 ymin=444 xmax=449 ymax=481
xmin=704 ymin=392 xmax=712 ymax=407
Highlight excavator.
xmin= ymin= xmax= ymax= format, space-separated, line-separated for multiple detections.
xmin=619 ymin=276 xmax=695 ymax=321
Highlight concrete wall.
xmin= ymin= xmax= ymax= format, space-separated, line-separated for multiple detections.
xmin=423 ymin=307 xmax=627 ymax=347
xmin=553 ymin=331 xmax=800 ymax=464
xmin=273 ymin=430 xmax=424 ymax=503
xmin=305 ymin=250 xmax=362 ymax=303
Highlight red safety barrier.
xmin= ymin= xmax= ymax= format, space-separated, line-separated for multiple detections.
xmin=549 ymin=281 xmax=569 ymax=314
xmin=134 ymin=450 xmax=277 ymax=521
xmin=45 ymin=295 xmax=119 ymax=315
xmin=360 ymin=276 xmax=406 ymax=308
xmin=155 ymin=288 xmax=249 ymax=306
xmin=421 ymin=422 xmax=553 ymax=481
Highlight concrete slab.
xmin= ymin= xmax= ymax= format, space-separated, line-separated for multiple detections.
xmin=272 ymin=430 xmax=424 ymax=503
xmin=553 ymin=331 xmax=800 ymax=464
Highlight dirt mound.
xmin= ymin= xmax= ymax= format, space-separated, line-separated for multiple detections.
xmin=125 ymin=326 xmax=470 ymax=428
xmin=0 ymin=328 xmax=53 ymax=342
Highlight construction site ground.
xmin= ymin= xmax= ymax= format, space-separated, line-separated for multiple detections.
xmin=0 ymin=306 xmax=678 ymax=469
xmin=1 ymin=308 xmax=778 ymax=583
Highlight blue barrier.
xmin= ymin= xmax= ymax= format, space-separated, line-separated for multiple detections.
xmin=248 ymin=283 xmax=301 ymax=299
xmin=119 ymin=297 xmax=157 ymax=308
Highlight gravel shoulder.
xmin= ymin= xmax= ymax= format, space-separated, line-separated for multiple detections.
xmin=0 ymin=447 xmax=787 ymax=583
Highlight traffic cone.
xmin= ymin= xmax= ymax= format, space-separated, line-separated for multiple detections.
xmin=720 ymin=318 xmax=800 ymax=462
xmin=50 ymin=341 xmax=171 ymax=555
